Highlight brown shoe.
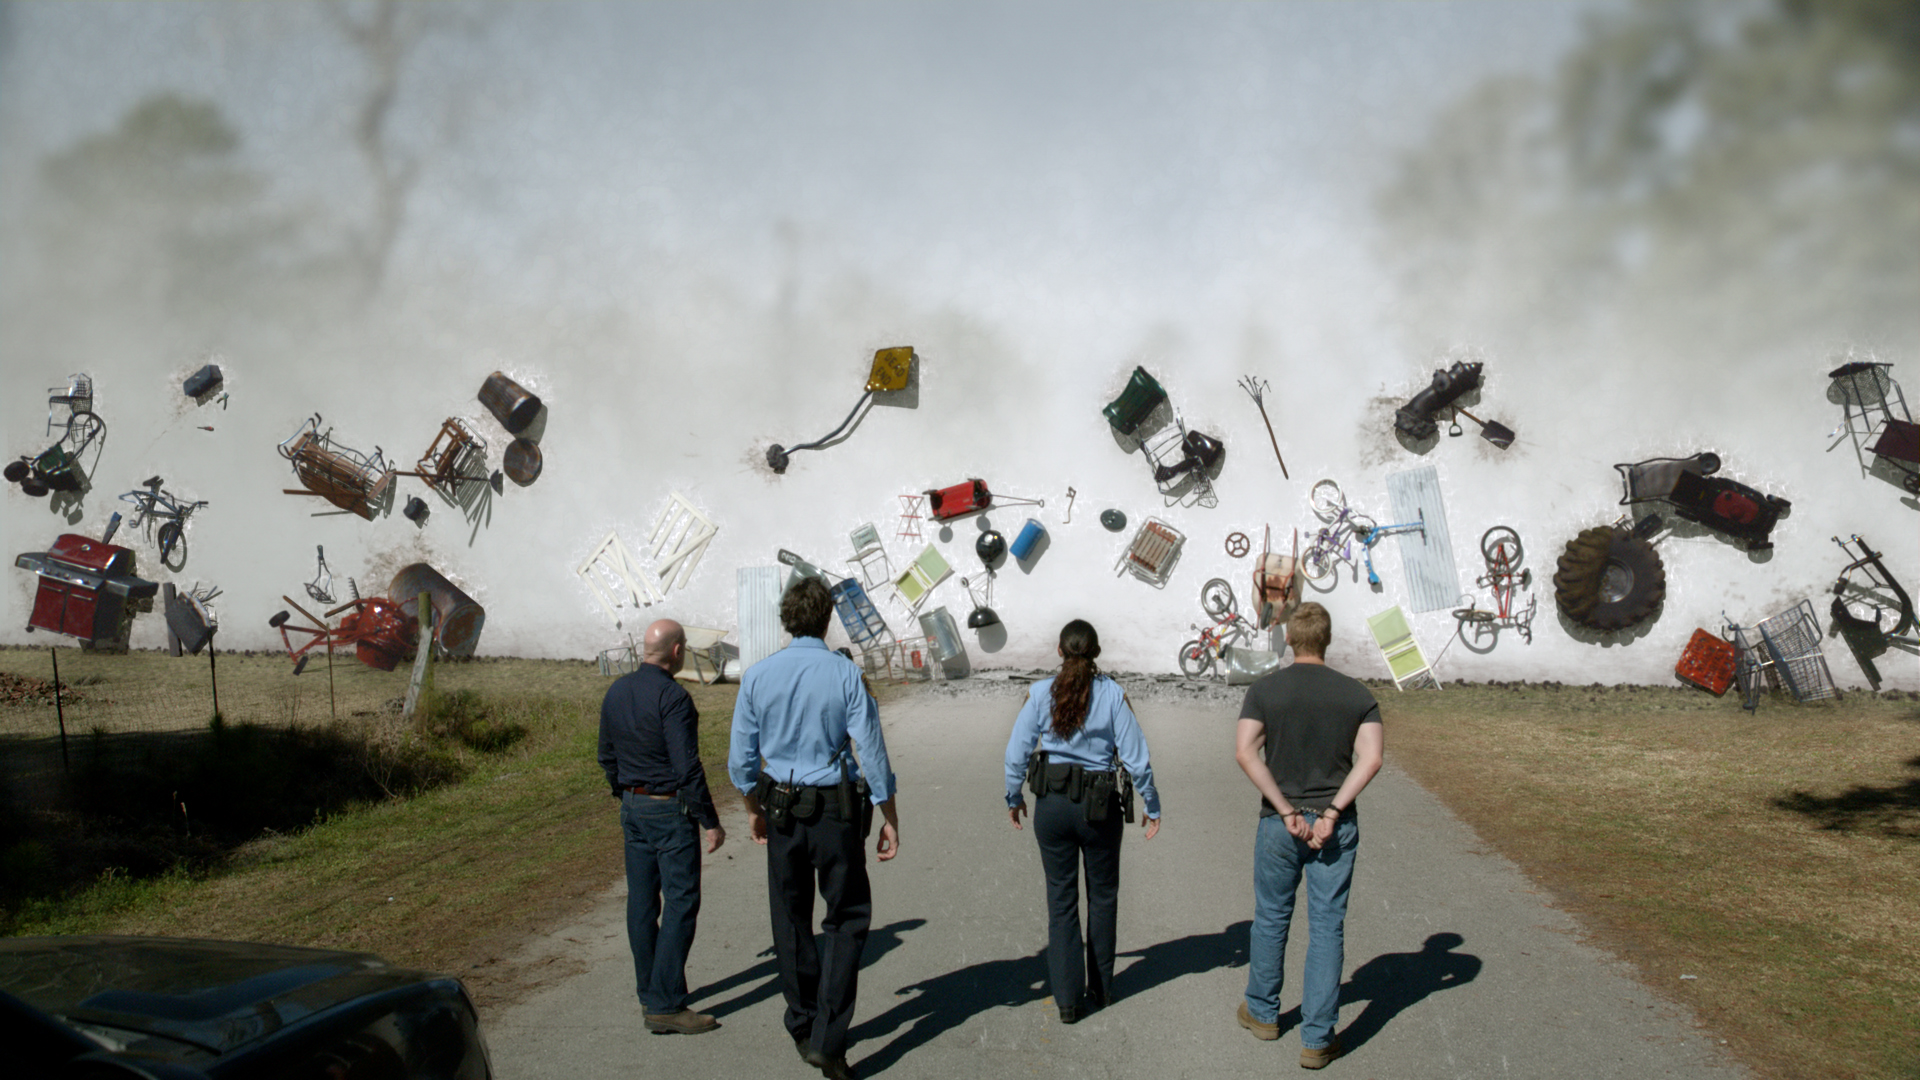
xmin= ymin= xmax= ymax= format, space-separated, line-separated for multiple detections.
xmin=1238 ymin=1001 xmax=1279 ymax=1041
xmin=643 ymin=1008 xmax=718 ymax=1034
xmin=1299 ymin=1036 xmax=1343 ymax=1069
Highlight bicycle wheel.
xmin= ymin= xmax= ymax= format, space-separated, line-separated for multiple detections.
xmin=1309 ymin=479 xmax=1345 ymax=522
xmin=1481 ymin=525 xmax=1523 ymax=569
xmin=158 ymin=520 xmax=183 ymax=562
xmin=1177 ymin=640 xmax=1212 ymax=678
xmin=1302 ymin=544 xmax=1334 ymax=581
xmin=66 ymin=410 xmax=105 ymax=451
xmin=1201 ymin=578 xmax=1236 ymax=618
xmin=1453 ymin=607 xmax=1495 ymax=624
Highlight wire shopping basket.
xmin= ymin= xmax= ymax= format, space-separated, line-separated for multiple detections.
xmin=1727 ymin=599 xmax=1838 ymax=712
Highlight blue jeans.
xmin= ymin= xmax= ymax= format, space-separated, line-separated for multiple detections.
xmin=1245 ymin=808 xmax=1359 ymax=1049
xmin=622 ymin=792 xmax=702 ymax=1013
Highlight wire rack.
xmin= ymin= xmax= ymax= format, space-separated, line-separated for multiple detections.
xmin=1729 ymin=599 xmax=1838 ymax=711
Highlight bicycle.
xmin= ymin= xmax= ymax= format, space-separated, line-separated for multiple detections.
xmin=119 ymin=476 xmax=209 ymax=565
xmin=1177 ymin=578 xmax=1257 ymax=678
xmin=1300 ymin=479 xmax=1374 ymax=583
xmin=1452 ymin=525 xmax=1536 ymax=642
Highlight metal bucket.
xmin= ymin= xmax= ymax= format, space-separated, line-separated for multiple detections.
xmin=389 ymin=563 xmax=485 ymax=657
xmin=478 ymin=371 xmax=542 ymax=435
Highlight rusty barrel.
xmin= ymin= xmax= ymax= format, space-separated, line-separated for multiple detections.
xmin=503 ymin=438 xmax=543 ymax=486
xmin=389 ymin=563 xmax=485 ymax=658
xmin=478 ymin=371 xmax=542 ymax=435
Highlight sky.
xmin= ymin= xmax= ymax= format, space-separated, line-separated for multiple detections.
xmin=0 ymin=1 xmax=1601 ymax=337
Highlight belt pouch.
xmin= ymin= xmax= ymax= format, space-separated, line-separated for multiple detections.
xmin=1084 ymin=772 xmax=1114 ymax=823
xmin=856 ymin=778 xmax=874 ymax=838
xmin=792 ymin=786 xmax=820 ymax=821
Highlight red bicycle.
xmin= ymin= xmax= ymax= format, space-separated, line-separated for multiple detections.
xmin=1452 ymin=526 xmax=1536 ymax=643
xmin=1178 ymin=578 xmax=1258 ymax=678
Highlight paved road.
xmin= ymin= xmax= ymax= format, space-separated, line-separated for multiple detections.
xmin=485 ymin=691 xmax=1750 ymax=1079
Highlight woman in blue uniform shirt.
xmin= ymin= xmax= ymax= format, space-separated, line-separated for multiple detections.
xmin=1005 ymin=619 xmax=1161 ymax=1023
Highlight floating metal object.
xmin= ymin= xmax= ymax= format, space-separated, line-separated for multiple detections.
xmin=1449 ymin=406 xmax=1515 ymax=449
xmin=390 ymin=562 xmax=486 ymax=658
xmin=403 ymin=496 xmax=430 ymax=524
xmin=1395 ymin=361 xmax=1483 ymax=440
xmin=479 ymin=371 xmax=542 ymax=434
xmin=503 ymin=438 xmax=543 ymax=485
xmin=183 ymin=364 xmax=223 ymax=404
xmin=1100 ymin=509 xmax=1127 ymax=532
xmin=975 ymin=530 xmax=1006 ymax=567
xmin=767 ymin=347 xmax=916 ymax=474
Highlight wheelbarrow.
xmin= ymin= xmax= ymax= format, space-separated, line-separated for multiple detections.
xmin=269 ymin=593 xmax=417 ymax=674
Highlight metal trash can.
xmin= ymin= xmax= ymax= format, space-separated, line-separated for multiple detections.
xmin=478 ymin=371 xmax=542 ymax=435
xmin=389 ymin=563 xmax=486 ymax=658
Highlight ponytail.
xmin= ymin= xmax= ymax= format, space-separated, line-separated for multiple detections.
xmin=1049 ymin=619 xmax=1102 ymax=739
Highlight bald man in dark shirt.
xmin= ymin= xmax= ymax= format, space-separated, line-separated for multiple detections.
xmin=600 ymin=619 xmax=726 ymax=1035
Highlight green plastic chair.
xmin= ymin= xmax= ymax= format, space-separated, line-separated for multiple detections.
xmin=1366 ymin=605 xmax=1441 ymax=690
xmin=1103 ymin=366 xmax=1168 ymax=436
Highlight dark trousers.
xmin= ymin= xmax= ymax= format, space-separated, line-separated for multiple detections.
xmin=767 ymin=807 xmax=871 ymax=1058
xmin=1033 ymin=791 xmax=1123 ymax=1010
xmin=622 ymin=792 xmax=702 ymax=1013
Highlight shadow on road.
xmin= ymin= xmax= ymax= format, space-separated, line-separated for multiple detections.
xmin=1270 ymin=932 xmax=1481 ymax=1048
xmin=849 ymin=947 xmax=1049 ymax=1074
xmin=1115 ymin=920 xmax=1252 ymax=999
xmin=693 ymin=917 xmax=927 ymax=1019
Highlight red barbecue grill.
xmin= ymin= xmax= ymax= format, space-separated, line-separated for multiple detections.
xmin=16 ymin=534 xmax=158 ymax=644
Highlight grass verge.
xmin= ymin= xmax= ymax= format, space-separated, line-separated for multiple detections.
xmin=1379 ymin=681 xmax=1920 ymax=1080
xmin=0 ymin=653 xmax=746 ymax=1009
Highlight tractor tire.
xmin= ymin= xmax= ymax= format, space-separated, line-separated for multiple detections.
xmin=1554 ymin=527 xmax=1665 ymax=631
xmin=3 ymin=460 xmax=27 ymax=484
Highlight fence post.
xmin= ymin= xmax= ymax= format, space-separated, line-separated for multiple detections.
xmin=403 ymin=592 xmax=436 ymax=727
xmin=50 ymin=645 xmax=69 ymax=775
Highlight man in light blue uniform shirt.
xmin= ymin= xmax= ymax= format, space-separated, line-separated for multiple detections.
xmin=729 ymin=577 xmax=899 ymax=1080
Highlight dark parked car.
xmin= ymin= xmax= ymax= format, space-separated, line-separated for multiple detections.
xmin=0 ymin=936 xmax=491 ymax=1080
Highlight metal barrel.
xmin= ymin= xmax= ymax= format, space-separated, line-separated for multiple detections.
xmin=478 ymin=371 xmax=542 ymax=434
xmin=388 ymin=563 xmax=486 ymax=657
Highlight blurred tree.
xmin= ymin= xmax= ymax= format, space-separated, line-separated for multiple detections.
xmin=28 ymin=93 xmax=299 ymax=350
xmin=1375 ymin=0 xmax=1920 ymax=363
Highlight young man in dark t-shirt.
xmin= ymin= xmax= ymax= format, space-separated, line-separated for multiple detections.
xmin=1231 ymin=602 xmax=1384 ymax=1069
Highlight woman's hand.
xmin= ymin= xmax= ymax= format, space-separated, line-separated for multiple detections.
xmin=1009 ymin=801 xmax=1027 ymax=830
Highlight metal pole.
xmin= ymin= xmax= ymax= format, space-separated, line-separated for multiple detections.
xmin=326 ymin=625 xmax=337 ymax=723
xmin=50 ymin=645 xmax=69 ymax=775
xmin=208 ymin=636 xmax=221 ymax=721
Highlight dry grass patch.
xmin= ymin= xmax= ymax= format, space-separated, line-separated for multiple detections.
xmin=1382 ymin=681 xmax=1920 ymax=1080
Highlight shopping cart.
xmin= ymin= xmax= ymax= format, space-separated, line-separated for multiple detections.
xmin=1726 ymin=600 xmax=1838 ymax=712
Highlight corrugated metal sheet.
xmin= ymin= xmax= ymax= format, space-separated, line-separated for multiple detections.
xmin=1386 ymin=465 xmax=1459 ymax=614
xmin=737 ymin=566 xmax=786 ymax=671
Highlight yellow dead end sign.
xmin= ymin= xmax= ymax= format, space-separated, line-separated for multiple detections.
xmin=866 ymin=346 xmax=915 ymax=392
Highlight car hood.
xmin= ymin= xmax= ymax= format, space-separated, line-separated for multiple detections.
xmin=0 ymin=936 xmax=442 ymax=1058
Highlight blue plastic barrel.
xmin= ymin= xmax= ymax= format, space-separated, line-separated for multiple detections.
xmin=1010 ymin=518 xmax=1045 ymax=561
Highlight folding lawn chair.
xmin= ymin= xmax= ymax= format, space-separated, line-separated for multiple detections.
xmin=1367 ymin=605 xmax=1441 ymax=690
